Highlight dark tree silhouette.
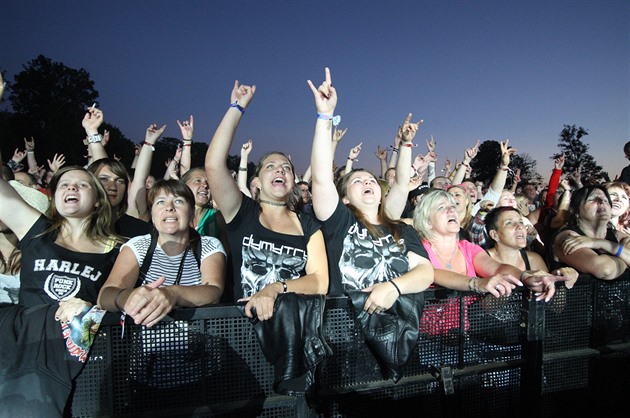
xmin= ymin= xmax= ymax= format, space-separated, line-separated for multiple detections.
xmin=1 ymin=55 xmax=133 ymax=171
xmin=551 ymin=125 xmax=608 ymax=184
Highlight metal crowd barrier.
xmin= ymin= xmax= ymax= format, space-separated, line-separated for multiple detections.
xmin=69 ymin=273 xmax=630 ymax=417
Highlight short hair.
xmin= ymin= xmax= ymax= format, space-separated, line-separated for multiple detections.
xmin=483 ymin=206 xmax=522 ymax=247
xmin=624 ymin=141 xmax=630 ymax=157
xmin=148 ymin=179 xmax=195 ymax=210
xmin=413 ymin=189 xmax=458 ymax=241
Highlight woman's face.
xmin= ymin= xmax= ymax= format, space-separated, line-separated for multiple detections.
xmin=498 ymin=190 xmax=517 ymax=208
xmin=342 ymin=171 xmax=382 ymax=207
xmin=95 ymin=165 xmax=126 ymax=208
xmin=607 ymin=186 xmax=629 ymax=218
xmin=256 ymin=154 xmax=294 ymax=199
xmin=184 ymin=169 xmax=210 ymax=207
xmin=490 ymin=210 xmax=527 ymax=249
xmin=448 ymin=186 xmax=469 ymax=218
xmin=151 ymin=190 xmax=192 ymax=235
xmin=429 ymin=196 xmax=460 ymax=235
xmin=53 ymin=170 xmax=99 ymax=219
xmin=579 ymin=189 xmax=611 ymax=223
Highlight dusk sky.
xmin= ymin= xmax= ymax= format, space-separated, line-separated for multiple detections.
xmin=2 ymin=0 xmax=628 ymax=181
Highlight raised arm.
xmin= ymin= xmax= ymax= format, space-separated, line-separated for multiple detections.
xmin=385 ymin=113 xmax=422 ymax=219
xmin=82 ymin=106 xmax=108 ymax=161
xmin=375 ymin=145 xmax=388 ymax=178
xmin=238 ymin=139 xmax=253 ymax=197
xmin=308 ymin=67 xmax=339 ymax=222
xmin=206 ymin=80 xmax=256 ymax=223
xmin=128 ymin=123 xmax=166 ymax=220
xmin=452 ymin=139 xmax=480 ymax=185
xmin=388 ymin=126 xmax=403 ymax=169
xmin=345 ymin=142 xmax=362 ymax=175
xmin=177 ymin=115 xmax=194 ymax=175
xmin=0 ymin=176 xmax=40 ymax=239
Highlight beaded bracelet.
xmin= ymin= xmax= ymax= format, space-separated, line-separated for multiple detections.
xmin=280 ymin=281 xmax=288 ymax=293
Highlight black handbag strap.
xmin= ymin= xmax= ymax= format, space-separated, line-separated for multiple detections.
xmin=135 ymin=228 xmax=201 ymax=289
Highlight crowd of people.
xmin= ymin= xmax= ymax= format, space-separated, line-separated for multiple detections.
xmin=1 ymin=68 xmax=629 ymax=415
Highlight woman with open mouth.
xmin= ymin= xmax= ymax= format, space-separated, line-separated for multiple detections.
xmin=205 ymin=80 xmax=329 ymax=320
xmin=0 ymin=163 xmax=120 ymax=416
xmin=308 ymin=67 xmax=433 ymax=310
xmin=605 ymin=181 xmax=630 ymax=238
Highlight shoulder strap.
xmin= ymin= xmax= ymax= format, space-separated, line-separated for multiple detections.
xmin=520 ymin=248 xmax=531 ymax=270
xmin=135 ymin=229 xmax=159 ymax=288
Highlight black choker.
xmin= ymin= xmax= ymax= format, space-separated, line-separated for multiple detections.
xmin=259 ymin=199 xmax=287 ymax=207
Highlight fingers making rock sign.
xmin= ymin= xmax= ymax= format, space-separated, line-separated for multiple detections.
xmin=307 ymin=67 xmax=337 ymax=115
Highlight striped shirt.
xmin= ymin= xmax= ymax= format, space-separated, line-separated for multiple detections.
xmin=122 ymin=234 xmax=225 ymax=286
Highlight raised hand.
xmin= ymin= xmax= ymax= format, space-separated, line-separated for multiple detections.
xmin=400 ymin=113 xmax=423 ymax=143
xmin=145 ymin=123 xmax=167 ymax=144
xmin=82 ymin=105 xmax=103 ymax=134
xmin=375 ymin=145 xmax=388 ymax=161
xmin=349 ymin=142 xmax=362 ymax=161
xmin=554 ymin=153 xmax=565 ymax=170
xmin=241 ymin=139 xmax=253 ymax=157
xmin=24 ymin=136 xmax=35 ymax=151
xmin=12 ymin=148 xmax=27 ymax=163
xmin=333 ymin=127 xmax=348 ymax=144
xmin=500 ymin=139 xmax=517 ymax=166
xmin=47 ymin=153 xmax=66 ymax=173
xmin=307 ymin=67 xmax=337 ymax=115
xmin=465 ymin=139 xmax=481 ymax=161
xmin=177 ymin=115 xmax=194 ymax=140
xmin=427 ymin=135 xmax=436 ymax=152
xmin=231 ymin=80 xmax=257 ymax=109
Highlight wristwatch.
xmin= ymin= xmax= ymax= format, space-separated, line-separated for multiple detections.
xmin=83 ymin=133 xmax=103 ymax=145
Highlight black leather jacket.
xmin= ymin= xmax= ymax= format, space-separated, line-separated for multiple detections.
xmin=240 ymin=293 xmax=332 ymax=396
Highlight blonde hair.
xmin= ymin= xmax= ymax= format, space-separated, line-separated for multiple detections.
xmin=413 ymin=189 xmax=458 ymax=242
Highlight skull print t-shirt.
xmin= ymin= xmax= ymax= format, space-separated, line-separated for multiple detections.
xmin=323 ymin=199 xmax=428 ymax=296
xmin=17 ymin=215 xmax=118 ymax=307
xmin=226 ymin=195 xmax=322 ymax=300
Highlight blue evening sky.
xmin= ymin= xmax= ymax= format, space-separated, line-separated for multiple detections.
xmin=2 ymin=0 xmax=628 ymax=180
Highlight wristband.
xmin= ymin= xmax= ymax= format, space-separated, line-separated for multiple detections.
xmin=615 ymin=244 xmax=623 ymax=257
xmin=143 ymin=141 xmax=155 ymax=151
xmin=83 ymin=133 xmax=103 ymax=145
xmin=183 ymin=143 xmax=192 ymax=147
xmin=461 ymin=162 xmax=470 ymax=168
xmin=280 ymin=281 xmax=288 ymax=293
xmin=500 ymin=166 xmax=509 ymax=171
xmin=27 ymin=150 xmax=35 ymax=154
xmin=6 ymin=159 xmax=18 ymax=171
xmin=468 ymin=277 xmax=482 ymax=294
xmin=401 ymin=142 xmax=416 ymax=148
xmin=389 ymin=280 xmax=401 ymax=297
xmin=347 ymin=157 xmax=356 ymax=162
xmin=230 ymin=102 xmax=245 ymax=114
xmin=317 ymin=113 xmax=341 ymax=126
xmin=392 ymin=148 xmax=399 ymax=153
xmin=238 ymin=167 xmax=247 ymax=172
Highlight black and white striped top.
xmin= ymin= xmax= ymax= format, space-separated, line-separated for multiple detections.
xmin=122 ymin=234 xmax=226 ymax=287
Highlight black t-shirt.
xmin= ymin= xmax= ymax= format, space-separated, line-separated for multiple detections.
xmin=115 ymin=213 xmax=152 ymax=240
xmin=322 ymin=199 xmax=428 ymax=296
xmin=17 ymin=216 xmax=118 ymax=307
xmin=226 ymin=196 xmax=322 ymax=301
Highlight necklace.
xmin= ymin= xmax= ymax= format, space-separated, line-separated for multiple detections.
xmin=431 ymin=243 xmax=458 ymax=270
xmin=259 ymin=199 xmax=287 ymax=207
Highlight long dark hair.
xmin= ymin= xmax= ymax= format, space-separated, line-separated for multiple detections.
xmin=87 ymin=158 xmax=130 ymax=220
xmin=336 ymin=169 xmax=403 ymax=246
